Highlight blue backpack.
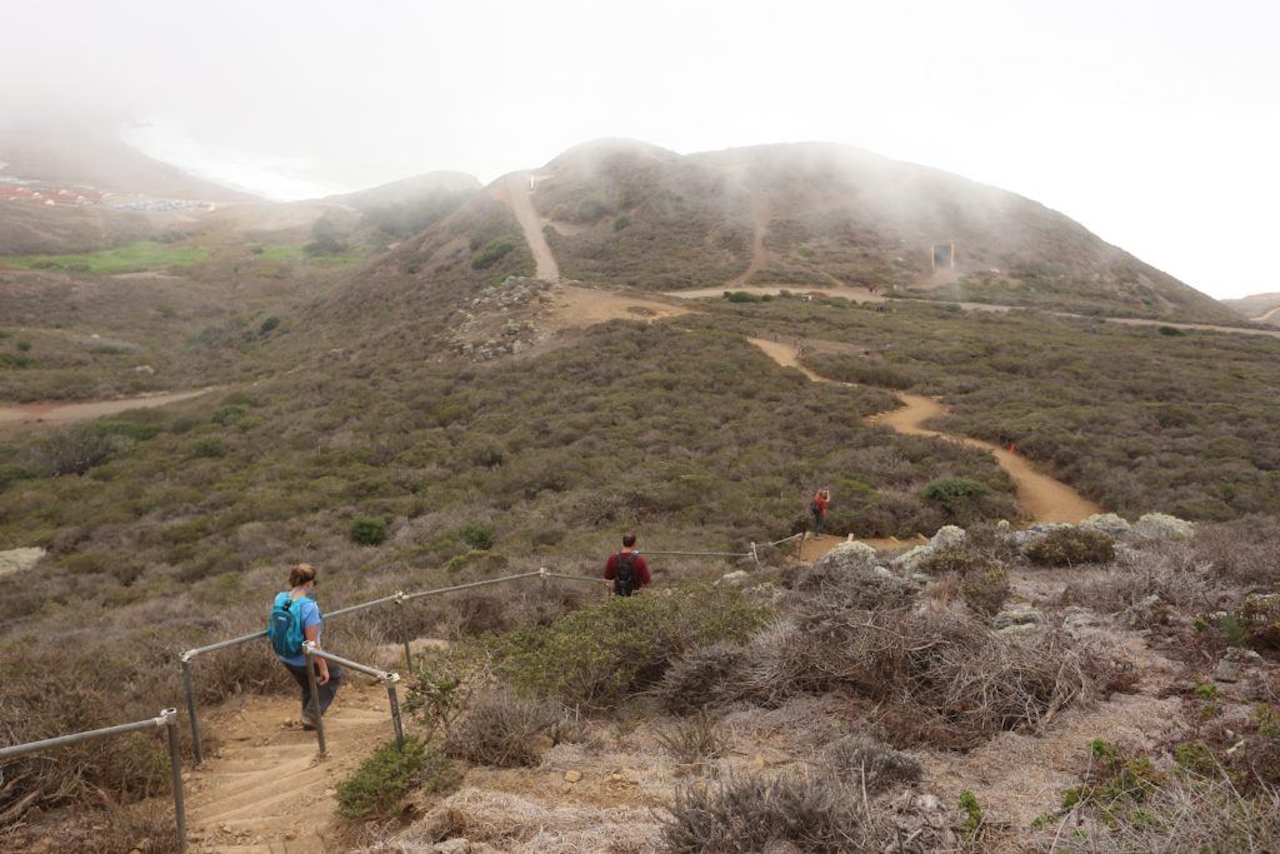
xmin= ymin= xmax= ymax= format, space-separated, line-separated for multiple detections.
xmin=267 ymin=592 xmax=307 ymax=658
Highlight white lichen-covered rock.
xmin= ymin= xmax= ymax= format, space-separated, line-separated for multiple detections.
xmin=1132 ymin=513 xmax=1195 ymax=541
xmin=717 ymin=570 xmax=750 ymax=586
xmin=998 ymin=623 xmax=1041 ymax=636
xmin=1080 ymin=513 xmax=1132 ymax=540
xmin=993 ymin=604 xmax=1044 ymax=629
xmin=929 ymin=525 xmax=967 ymax=550
xmin=813 ymin=540 xmax=881 ymax=574
xmin=1009 ymin=522 xmax=1073 ymax=552
xmin=892 ymin=544 xmax=935 ymax=573
xmin=0 ymin=547 xmax=45 ymax=578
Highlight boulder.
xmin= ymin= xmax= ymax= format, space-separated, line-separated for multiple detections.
xmin=1214 ymin=647 xmax=1264 ymax=684
xmin=1132 ymin=513 xmax=1195 ymax=541
xmin=1080 ymin=513 xmax=1132 ymax=540
xmin=892 ymin=544 xmax=934 ymax=574
xmin=929 ymin=525 xmax=968 ymax=550
xmin=812 ymin=540 xmax=881 ymax=574
xmin=1009 ymin=523 xmax=1072 ymax=553
xmin=993 ymin=604 xmax=1044 ymax=630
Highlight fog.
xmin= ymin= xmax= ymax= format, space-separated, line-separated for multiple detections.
xmin=2 ymin=0 xmax=1277 ymax=298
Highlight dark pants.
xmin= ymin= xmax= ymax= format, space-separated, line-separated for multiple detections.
xmin=283 ymin=660 xmax=343 ymax=718
xmin=812 ymin=510 xmax=825 ymax=535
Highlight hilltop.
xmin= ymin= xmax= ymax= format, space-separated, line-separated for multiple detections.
xmin=501 ymin=139 xmax=1234 ymax=322
xmin=1225 ymin=292 xmax=1280 ymax=325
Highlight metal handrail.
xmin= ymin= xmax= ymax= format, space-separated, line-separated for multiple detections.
xmin=302 ymin=643 xmax=405 ymax=756
xmin=176 ymin=558 xmax=757 ymax=765
xmin=0 ymin=709 xmax=186 ymax=852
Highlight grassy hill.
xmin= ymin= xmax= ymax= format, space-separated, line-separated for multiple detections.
xmin=531 ymin=140 xmax=1237 ymax=323
xmin=1224 ymin=292 xmax=1280 ymax=324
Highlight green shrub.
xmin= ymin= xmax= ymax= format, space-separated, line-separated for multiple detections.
xmin=1025 ymin=527 xmax=1115 ymax=566
xmin=471 ymin=238 xmax=516 ymax=270
xmin=350 ymin=516 xmax=388 ymax=546
xmin=31 ymin=426 xmax=131 ymax=476
xmin=488 ymin=586 xmax=769 ymax=708
xmin=211 ymin=404 xmax=249 ymax=426
xmin=0 ymin=464 xmax=35 ymax=490
xmin=335 ymin=736 xmax=457 ymax=819
xmin=917 ymin=545 xmax=986 ymax=576
xmin=960 ymin=564 xmax=1011 ymax=617
xmin=456 ymin=523 xmax=493 ymax=551
xmin=258 ymin=316 xmax=280 ymax=335
xmin=922 ymin=477 xmax=988 ymax=504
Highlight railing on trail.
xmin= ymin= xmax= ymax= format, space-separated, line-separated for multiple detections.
xmin=179 ymin=567 xmax=608 ymax=763
xmin=0 ymin=709 xmax=188 ymax=852
xmin=303 ymin=642 xmax=405 ymax=756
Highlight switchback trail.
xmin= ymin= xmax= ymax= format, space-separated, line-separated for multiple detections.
xmin=184 ymin=681 xmax=396 ymax=853
xmin=493 ymin=172 xmax=560 ymax=281
xmin=0 ymin=387 xmax=220 ymax=429
xmin=749 ymin=337 xmax=1102 ymax=524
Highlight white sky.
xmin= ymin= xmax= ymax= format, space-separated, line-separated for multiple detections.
xmin=4 ymin=0 xmax=1278 ymax=298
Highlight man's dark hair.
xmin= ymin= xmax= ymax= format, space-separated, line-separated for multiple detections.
xmin=622 ymin=533 xmax=637 ymax=548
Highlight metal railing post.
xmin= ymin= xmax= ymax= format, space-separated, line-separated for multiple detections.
xmin=394 ymin=591 xmax=413 ymax=674
xmin=161 ymin=708 xmax=188 ymax=852
xmin=750 ymin=542 xmax=760 ymax=566
xmin=385 ymin=674 xmax=405 ymax=752
xmin=180 ymin=654 xmax=202 ymax=765
xmin=302 ymin=643 xmax=327 ymax=756
xmin=540 ymin=566 xmax=548 ymax=598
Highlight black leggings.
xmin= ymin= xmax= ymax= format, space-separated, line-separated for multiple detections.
xmin=282 ymin=660 xmax=343 ymax=718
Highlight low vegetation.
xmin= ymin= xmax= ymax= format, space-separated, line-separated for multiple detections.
xmin=0 ymin=240 xmax=209 ymax=274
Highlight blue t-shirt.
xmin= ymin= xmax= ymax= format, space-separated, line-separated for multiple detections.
xmin=278 ymin=595 xmax=322 ymax=667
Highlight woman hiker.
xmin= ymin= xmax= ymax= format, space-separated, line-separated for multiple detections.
xmin=269 ymin=563 xmax=342 ymax=729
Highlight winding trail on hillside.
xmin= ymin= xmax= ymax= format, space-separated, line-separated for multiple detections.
xmin=0 ymin=387 xmax=220 ymax=428
xmin=726 ymin=192 xmax=773 ymax=288
xmin=184 ymin=681 xmax=396 ymax=852
xmin=748 ymin=337 xmax=1101 ymax=524
xmin=493 ymin=172 xmax=560 ymax=281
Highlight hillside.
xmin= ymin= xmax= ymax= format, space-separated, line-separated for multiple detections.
xmin=527 ymin=140 xmax=1237 ymax=323
xmin=1225 ymin=292 xmax=1280 ymax=325
xmin=0 ymin=119 xmax=256 ymax=202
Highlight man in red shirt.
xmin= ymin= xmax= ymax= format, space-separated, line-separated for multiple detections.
xmin=604 ymin=533 xmax=651 ymax=596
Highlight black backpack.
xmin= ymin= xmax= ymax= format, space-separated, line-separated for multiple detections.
xmin=613 ymin=551 xmax=638 ymax=597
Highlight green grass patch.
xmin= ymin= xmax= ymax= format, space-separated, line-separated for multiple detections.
xmin=0 ymin=241 xmax=210 ymax=274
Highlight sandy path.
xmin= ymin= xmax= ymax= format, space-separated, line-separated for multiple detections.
xmin=725 ymin=193 xmax=772 ymax=289
xmin=185 ymin=682 xmax=397 ymax=852
xmin=0 ymin=387 xmax=220 ymax=428
xmin=493 ymin=172 xmax=560 ymax=281
xmin=749 ymin=337 xmax=1101 ymax=525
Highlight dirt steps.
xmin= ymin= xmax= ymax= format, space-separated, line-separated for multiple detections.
xmin=185 ymin=681 xmax=397 ymax=853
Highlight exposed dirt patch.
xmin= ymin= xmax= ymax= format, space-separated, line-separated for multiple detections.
xmin=541 ymin=285 xmax=689 ymax=332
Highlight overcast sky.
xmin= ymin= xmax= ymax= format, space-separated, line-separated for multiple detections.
xmin=4 ymin=0 xmax=1277 ymax=298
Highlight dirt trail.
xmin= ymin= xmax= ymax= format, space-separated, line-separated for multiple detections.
xmin=749 ymin=337 xmax=1101 ymax=525
xmin=493 ymin=172 xmax=560 ymax=281
xmin=725 ymin=193 xmax=772 ymax=288
xmin=0 ymin=387 xmax=220 ymax=428
xmin=184 ymin=682 xmax=397 ymax=853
